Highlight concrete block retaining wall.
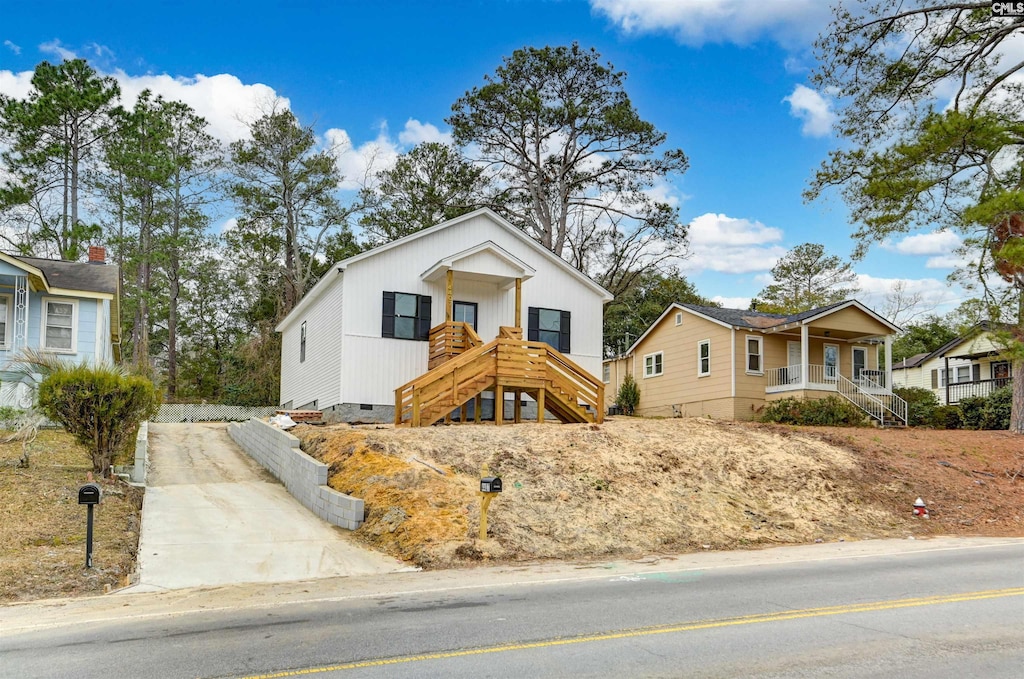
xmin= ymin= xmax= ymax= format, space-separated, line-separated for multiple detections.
xmin=228 ymin=418 xmax=364 ymax=530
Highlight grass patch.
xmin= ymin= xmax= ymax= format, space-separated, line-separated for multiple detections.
xmin=0 ymin=430 xmax=143 ymax=602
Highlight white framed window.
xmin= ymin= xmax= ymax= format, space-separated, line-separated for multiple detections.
xmin=602 ymin=363 xmax=611 ymax=383
xmin=300 ymin=321 xmax=307 ymax=363
xmin=955 ymin=365 xmax=970 ymax=383
xmin=0 ymin=294 xmax=11 ymax=349
xmin=698 ymin=339 xmax=711 ymax=376
xmin=745 ymin=335 xmax=763 ymax=374
xmin=643 ymin=351 xmax=663 ymax=378
xmin=674 ymin=311 xmax=683 ymax=326
xmin=41 ymin=297 xmax=77 ymax=353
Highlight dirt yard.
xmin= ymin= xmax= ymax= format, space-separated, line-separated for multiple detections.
xmin=0 ymin=431 xmax=143 ymax=602
xmin=296 ymin=418 xmax=1024 ymax=570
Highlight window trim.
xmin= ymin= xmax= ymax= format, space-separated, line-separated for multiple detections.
xmin=41 ymin=296 xmax=78 ymax=354
xmin=744 ymin=335 xmax=763 ymax=375
xmin=643 ymin=351 xmax=664 ymax=378
xmin=300 ymin=321 xmax=307 ymax=363
xmin=674 ymin=311 xmax=683 ymax=326
xmin=0 ymin=293 xmax=11 ymax=350
xmin=698 ymin=339 xmax=711 ymax=377
xmin=602 ymin=363 xmax=611 ymax=384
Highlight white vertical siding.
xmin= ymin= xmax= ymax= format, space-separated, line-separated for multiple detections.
xmin=279 ymin=271 xmax=344 ymax=408
xmin=336 ymin=212 xmax=606 ymax=406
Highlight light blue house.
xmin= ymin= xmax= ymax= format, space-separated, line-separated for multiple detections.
xmin=0 ymin=247 xmax=120 ymax=407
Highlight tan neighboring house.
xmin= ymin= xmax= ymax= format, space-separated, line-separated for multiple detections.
xmin=604 ymin=300 xmax=907 ymax=425
xmin=892 ymin=323 xmax=1014 ymax=404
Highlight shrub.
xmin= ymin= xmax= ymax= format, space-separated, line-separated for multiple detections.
xmin=931 ymin=405 xmax=963 ymax=429
xmin=615 ymin=373 xmax=640 ymax=415
xmin=958 ymin=396 xmax=987 ymax=430
xmin=761 ymin=396 xmax=868 ymax=427
xmin=38 ymin=364 xmax=160 ymax=475
xmin=893 ymin=386 xmax=939 ymax=427
xmin=981 ymin=386 xmax=1012 ymax=430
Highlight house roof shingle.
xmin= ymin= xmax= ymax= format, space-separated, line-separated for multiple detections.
xmin=679 ymin=300 xmax=851 ymax=330
xmin=13 ymin=256 xmax=119 ymax=295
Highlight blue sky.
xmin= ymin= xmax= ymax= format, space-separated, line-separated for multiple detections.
xmin=0 ymin=0 xmax=971 ymax=319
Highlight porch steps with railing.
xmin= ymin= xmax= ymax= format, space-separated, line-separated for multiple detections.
xmin=395 ymin=322 xmax=604 ymax=427
xmin=767 ymin=363 xmax=908 ymax=426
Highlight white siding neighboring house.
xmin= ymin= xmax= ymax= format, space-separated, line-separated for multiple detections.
xmin=276 ymin=209 xmax=613 ymax=422
xmin=892 ymin=324 xmax=1014 ymax=404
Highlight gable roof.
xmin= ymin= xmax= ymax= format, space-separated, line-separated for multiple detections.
xmin=12 ymin=255 xmax=119 ymax=295
xmin=918 ymin=321 xmax=1013 ymax=363
xmin=892 ymin=352 xmax=930 ymax=370
xmin=277 ymin=208 xmax=614 ymax=331
xmin=625 ymin=299 xmax=898 ymax=356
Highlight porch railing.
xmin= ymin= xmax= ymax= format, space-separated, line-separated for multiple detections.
xmin=859 ymin=373 xmax=907 ymax=425
xmin=766 ymin=364 xmax=830 ymax=389
xmin=946 ymin=377 xmax=1013 ymax=404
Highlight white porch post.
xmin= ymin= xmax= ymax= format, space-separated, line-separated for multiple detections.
xmin=13 ymin=275 xmax=28 ymax=352
xmin=800 ymin=324 xmax=809 ymax=390
xmin=884 ymin=334 xmax=893 ymax=391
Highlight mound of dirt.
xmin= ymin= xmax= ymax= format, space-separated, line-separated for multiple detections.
xmin=297 ymin=418 xmax=926 ymax=569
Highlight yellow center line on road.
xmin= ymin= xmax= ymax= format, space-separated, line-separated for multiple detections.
xmin=238 ymin=587 xmax=1024 ymax=678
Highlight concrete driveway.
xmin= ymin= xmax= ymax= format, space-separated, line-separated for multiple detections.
xmin=134 ymin=422 xmax=406 ymax=591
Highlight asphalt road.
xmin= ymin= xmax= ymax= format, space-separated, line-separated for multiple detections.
xmin=2 ymin=539 xmax=1022 ymax=678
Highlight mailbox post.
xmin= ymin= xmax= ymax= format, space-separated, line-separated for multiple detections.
xmin=78 ymin=483 xmax=102 ymax=568
xmin=478 ymin=468 xmax=502 ymax=540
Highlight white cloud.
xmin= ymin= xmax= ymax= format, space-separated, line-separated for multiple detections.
xmin=855 ymin=274 xmax=961 ymax=314
xmin=712 ymin=295 xmax=752 ymax=309
xmin=38 ymin=39 xmax=76 ymax=61
xmin=591 ymin=0 xmax=831 ymax=47
xmin=925 ymin=254 xmax=970 ymax=269
xmin=0 ymin=69 xmax=34 ymax=99
xmin=324 ymin=126 xmax=401 ymax=190
xmin=398 ymin=119 xmax=452 ymax=146
xmin=217 ymin=217 xmax=238 ymax=234
xmin=784 ymin=84 xmax=835 ymax=137
xmin=113 ymin=71 xmax=284 ymax=143
xmin=680 ymin=213 xmax=787 ymax=274
xmin=883 ymin=230 xmax=961 ymax=255
xmin=3 ymin=40 xmax=20 ymax=55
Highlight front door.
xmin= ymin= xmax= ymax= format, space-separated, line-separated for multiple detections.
xmin=993 ymin=361 xmax=1010 ymax=385
xmin=452 ymin=301 xmax=478 ymax=331
xmin=787 ymin=341 xmax=801 ymax=384
xmin=824 ymin=344 xmax=839 ymax=381
xmin=852 ymin=347 xmax=867 ymax=383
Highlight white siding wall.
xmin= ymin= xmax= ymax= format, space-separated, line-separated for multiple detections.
xmin=279 ymin=271 xmax=344 ymax=408
xmin=338 ymin=213 xmax=605 ymax=406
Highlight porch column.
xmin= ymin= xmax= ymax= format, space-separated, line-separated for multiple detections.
xmin=800 ymin=324 xmax=809 ymax=390
xmin=445 ymin=269 xmax=453 ymax=322
xmin=884 ymin=335 xmax=893 ymax=390
xmin=514 ymin=277 xmax=522 ymax=328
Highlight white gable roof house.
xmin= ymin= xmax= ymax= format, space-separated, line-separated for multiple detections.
xmin=276 ymin=208 xmax=613 ymax=425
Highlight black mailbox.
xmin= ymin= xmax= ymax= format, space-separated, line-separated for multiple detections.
xmin=78 ymin=483 xmax=102 ymax=505
xmin=480 ymin=477 xmax=502 ymax=493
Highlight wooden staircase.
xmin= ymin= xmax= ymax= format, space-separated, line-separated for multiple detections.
xmin=395 ymin=323 xmax=604 ymax=427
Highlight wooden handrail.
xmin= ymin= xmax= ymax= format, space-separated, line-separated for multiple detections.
xmin=397 ymin=334 xmax=604 ymax=426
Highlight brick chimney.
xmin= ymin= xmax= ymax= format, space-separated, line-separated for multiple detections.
xmin=88 ymin=245 xmax=106 ymax=264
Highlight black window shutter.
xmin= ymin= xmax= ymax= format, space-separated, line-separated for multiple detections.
xmin=527 ymin=307 xmax=539 ymax=341
xmin=417 ymin=295 xmax=432 ymax=341
xmin=930 ymin=369 xmax=937 ymax=389
xmin=972 ymin=364 xmax=980 ymax=383
xmin=382 ymin=292 xmax=395 ymax=338
xmin=559 ymin=310 xmax=571 ymax=354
